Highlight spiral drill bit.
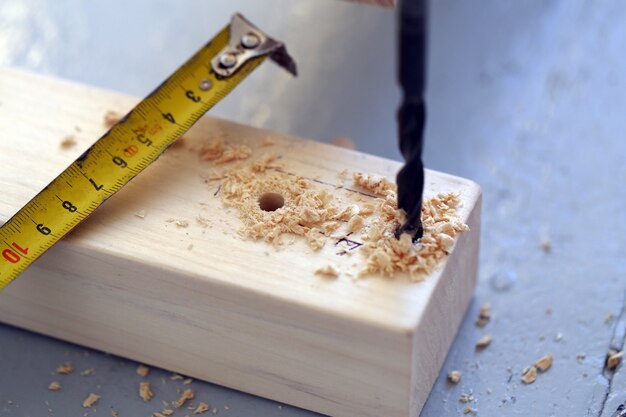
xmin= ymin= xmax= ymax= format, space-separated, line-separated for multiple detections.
xmin=395 ymin=0 xmax=428 ymax=241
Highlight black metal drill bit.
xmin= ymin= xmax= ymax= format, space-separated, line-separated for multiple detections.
xmin=395 ymin=0 xmax=428 ymax=241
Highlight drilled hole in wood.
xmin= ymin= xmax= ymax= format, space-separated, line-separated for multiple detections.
xmin=258 ymin=192 xmax=285 ymax=212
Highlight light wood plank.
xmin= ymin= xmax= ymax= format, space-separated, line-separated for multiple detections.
xmin=0 ymin=68 xmax=480 ymax=417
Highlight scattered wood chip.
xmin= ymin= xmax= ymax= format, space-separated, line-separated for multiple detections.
xmin=154 ymin=413 xmax=169 ymax=417
xmin=475 ymin=334 xmax=492 ymax=349
xmin=111 ymin=410 xmax=119 ymax=417
xmin=607 ymin=350 xmax=623 ymax=370
xmin=463 ymin=405 xmax=475 ymax=415
xmin=315 ymin=265 xmax=340 ymax=278
xmin=135 ymin=210 xmax=147 ymax=219
xmin=183 ymin=378 xmax=193 ymax=385
xmin=346 ymin=214 xmax=364 ymax=233
xmin=173 ymin=389 xmax=195 ymax=408
xmin=80 ymin=368 xmax=95 ymax=376
xmin=194 ymin=402 xmax=210 ymax=414
xmin=161 ymin=410 xmax=174 ymax=416
xmin=165 ymin=218 xmax=189 ymax=227
xmin=196 ymin=216 xmax=211 ymax=228
xmin=353 ymin=172 xmax=396 ymax=197
xmin=261 ymin=137 xmax=276 ymax=147
xmin=82 ymin=393 xmax=101 ymax=408
xmin=534 ymin=353 xmax=553 ymax=372
xmin=104 ymin=110 xmax=123 ymax=127
xmin=539 ymin=236 xmax=552 ymax=253
xmin=447 ymin=370 xmax=462 ymax=384
xmin=576 ymin=353 xmax=586 ymax=363
xmin=170 ymin=373 xmax=184 ymax=381
xmin=136 ymin=364 xmax=150 ymax=377
xmin=476 ymin=302 xmax=491 ymax=327
xmin=48 ymin=381 xmax=61 ymax=391
xmin=139 ymin=381 xmax=153 ymax=402
xmin=56 ymin=361 xmax=74 ymax=375
xmin=521 ymin=365 xmax=538 ymax=384
xmin=459 ymin=393 xmax=474 ymax=403
xmin=60 ymin=135 xmax=77 ymax=149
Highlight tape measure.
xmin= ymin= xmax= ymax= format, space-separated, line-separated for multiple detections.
xmin=0 ymin=13 xmax=296 ymax=291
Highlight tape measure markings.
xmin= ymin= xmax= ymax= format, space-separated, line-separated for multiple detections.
xmin=0 ymin=14 xmax=296 ymax=289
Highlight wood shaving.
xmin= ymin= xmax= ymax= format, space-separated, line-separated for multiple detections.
xmin=200 ymin=137 xmax=251 ymax=164
xmin=607 ymin=350 xmax=623 ymax=370
xmin=56 ymin=361 xmax=73 ymax=374
xmin=475 ymin=334 xmax=492 ymax=349
xmin=82 ymin=393 xmax=101 ymax=408
xmin=447 ymin=370 xmax=462 ymax=384
xmin=112 ymin=410 xmax=119 ymax=417
xmin=194 ymin=402 xmax=210 ymax=414
xmin=476 ymin=302 xmax=491 ymax=327
xmin=154 ymin=413 xmax=168 ymax=417
xmin=459 ymin=393 xmax=474 ymax=403
xmin=183 ymin=378 xmax=193 ymax=385
xmin=48 ymin=381 xmax=61 ymax=391
xmin=196 ymin=216 xmax=211 ymax=228
xmin=577 ymin=353 xmax=586 ymax=363
xmin=463 ymin=406 xmax=475 ymax=415
xmin=539 ymin=236 xmax=552 ymax=253
xmin=173 ymin=389 xmax=195 ymax=408
xmin=80 ymin=368 xmax=95 ymax=376
xmin=261 ymin=137 xmax=276 ymax=147
xmin=139 ymin=382 xmax=153 ymax=402
xmin=104 ymin=110 xmax=123 ymax=127
xmin=315 ymin=265 xmax=340 ymax=278
xmin=521 ymin=365 xmax=538 ymax=384
xmin=353 ymin=172 xmax=396 ymax=197
xmin=136 ymin=364 xmax=150 ymax=377
xmin=346 ymin=215 xmax=365 ymax=233
xmin=170 ymin=373 xmax=184 ymax=380
xmin=161 ymin=410 xmax=174 ymax=416
xmin=60 ymin=135 xmax=77 ymax=149
xmin=135 ymin=210 xmax=147 ymax=219
xmin=534 ymin=353 xmax=553 ymax=372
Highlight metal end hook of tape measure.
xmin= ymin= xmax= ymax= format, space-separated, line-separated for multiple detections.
xmin=211 ymin=13 xmax=298 ymax=78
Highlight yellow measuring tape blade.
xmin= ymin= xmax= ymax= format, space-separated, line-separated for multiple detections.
xmin=0 ymin=14 xmax=295 ymax=290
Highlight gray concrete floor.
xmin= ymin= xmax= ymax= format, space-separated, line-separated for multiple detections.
xmin=1 ymin=0 xmax=625 ymax=416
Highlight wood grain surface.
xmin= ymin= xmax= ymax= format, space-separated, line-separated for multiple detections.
xmin=0 ymin=68 xmax=480 ymax=417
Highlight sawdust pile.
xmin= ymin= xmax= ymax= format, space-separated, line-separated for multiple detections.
xmin=354 ymin=173 xmax=469 ymax=279
xmin=199 ymin=136 xmax=251 ymax=164
xmin=205 ymin=141 xmax=469 ymax=280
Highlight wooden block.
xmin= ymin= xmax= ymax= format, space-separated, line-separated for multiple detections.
xmin=0 ymin=68 xmax=480 ymax=417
